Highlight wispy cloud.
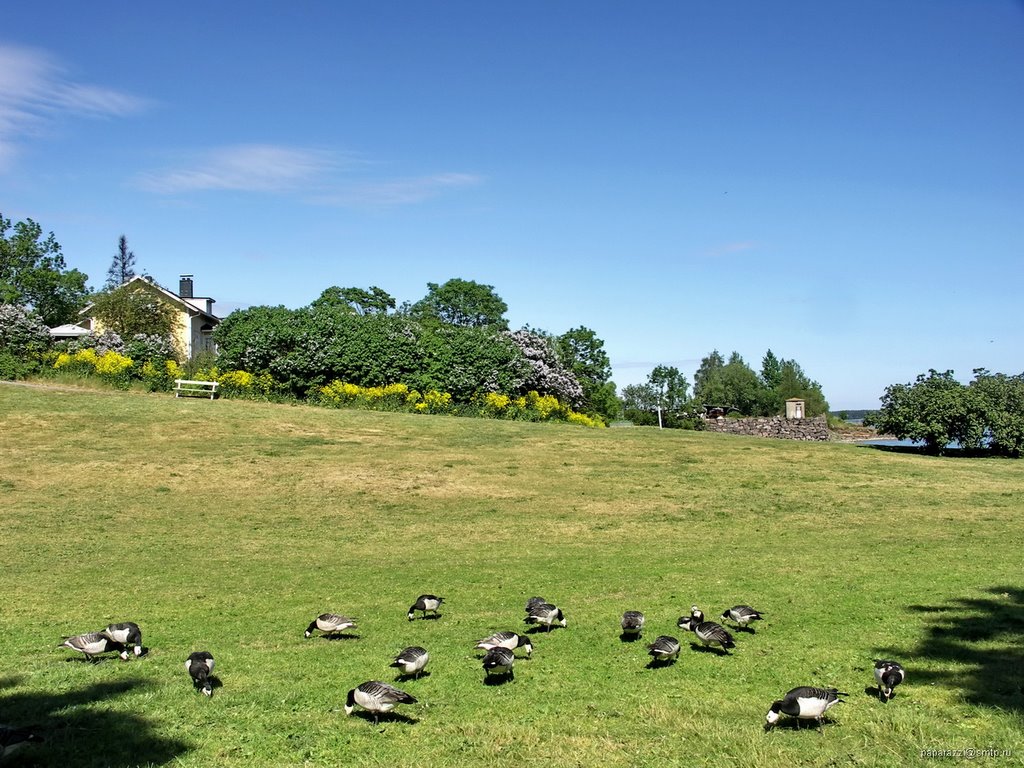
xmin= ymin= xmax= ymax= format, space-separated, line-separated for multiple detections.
xmin=0 ymin=44 xmax=149 ymax=169
xmin=311 ymin=172 xmax=483 ymax=208
xmin=135 ymin=144 xmax=340 ymax=194
xmin=138 ymin=144 xmax=482 ymax=208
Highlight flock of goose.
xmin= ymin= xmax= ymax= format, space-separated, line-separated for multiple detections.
xmin=21 ymin=592 xmax=906 ymax=756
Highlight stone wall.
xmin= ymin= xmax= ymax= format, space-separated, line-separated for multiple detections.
xmin=702 ymin=415 xmax=829 ymax=441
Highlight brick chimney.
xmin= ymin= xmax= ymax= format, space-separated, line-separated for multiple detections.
xmin=179 ymin=274 xmax=194 ymax=298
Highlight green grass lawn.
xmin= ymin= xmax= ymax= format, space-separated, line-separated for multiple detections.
xmin=1 ymin=383 xmax=1022 ymax=767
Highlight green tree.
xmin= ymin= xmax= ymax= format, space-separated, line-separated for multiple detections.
xmin=693 ymin=349 xmax=725 ymax=404
xmin=718 ymin=352 xmax=764 ymax=415
xmin=760 ymin=349 xmax=782 ymax=389
xmin=648 ymin=365 xmax=689 ymax=411
xmin=89 ymin=282 xmax=178 ymax=347
xmin=557 ymin=326 xmax=617 ymax=421
xmin=311 ymin=286 xmax=395 ymax=315
xmin=409 ymin=278 xmax=508 ymax=329
xmin=105 ymin=235 xmax=137 ymax=290
xmin=0 ymin=214 xmax=89 ymax=326
xmin=970 ymin=369 xmax=1024 ymax=457
xmin=872 ymin=370 xmax=986 ymax=454
xmin=620 ymin=382 xmax=659 ymax=426
xmin=774 ymin=358 xmax=829 ymax=416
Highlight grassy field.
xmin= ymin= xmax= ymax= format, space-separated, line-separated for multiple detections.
xmin=1 ymin=382 xmax=1021 ymax=767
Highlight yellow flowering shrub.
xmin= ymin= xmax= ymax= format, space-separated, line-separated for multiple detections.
xmin=418 ymin=390 xmax=454 ymax=415
xmin=95 ymin=351 xmax=133 ymax=377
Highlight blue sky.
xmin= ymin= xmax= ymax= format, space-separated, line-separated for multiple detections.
xmin=2 ymin=2 xmax=1021 ymax=409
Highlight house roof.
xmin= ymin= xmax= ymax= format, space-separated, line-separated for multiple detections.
xmin=49 ymin=323 xmax=92 ymax=337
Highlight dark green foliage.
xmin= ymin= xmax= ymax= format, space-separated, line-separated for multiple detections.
xmin=310 ymin=285 xmax=395 ymax=315
xmin=213 ymin=301 xmax=527 ymax=402
xmin=871 ymin=370 xmax=988 ymax=454
xmin=409 ymin=278 xmax=509 ymax=329
xmin=970 ymin=370 xmax=1024 ymax=457
xmin=693 ymin=348 xmax=829 ymax=417
xmin=760 ymin=349 xmax=782 ymax=390
xmin=773 ymin=358 xmax=829 ymax=417
xmin=0 ymin=214 xmax=89 ymax=326
xmin=213 ymin=304 xmax=296 ymax=373
xmin=557 ymin=326 xmax=619 ymax=422
xmin=419 ymin=324 xmax=523 ymax=400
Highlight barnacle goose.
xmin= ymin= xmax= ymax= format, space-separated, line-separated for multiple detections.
xmin=721 ymin=605 xmax=764 ymax=630
xmin=678 ymin=611 xmax=736 ymax=654
xmin=345 ymin=681 xmax=417 ymax=723
xmin=874 ymin=659 xmax=905 ymax=701
xmin=621 ymin=611 xmax=645 ymax=638
xmin=185 ymin=651 xmax=215 ymax=696
xmin=525 ymin=596 xmax=547 ymax=612
xmin=647 ymin=635 xmax=680 ymax=664
xmin=60 ymin=632 xmax=129 ymax=662
xmin=474 ymin=631 xmax=533 ymax=657
xmin=408 ymin=595 xmax=444 ymax=621
xmin=101 ymin=622 xmax=144 ymax=656
xmin=390 ymin=646 xmax=430 ymax=679
xmin=765 ymin=687 xmax=847 ymax=730
xmin=524 ymin=602 xmax=566 ymax=631
xmin=482 ymin=646 xmax=515 ymax=679
xmin=305 ymin=613 xmax=357 ymax=637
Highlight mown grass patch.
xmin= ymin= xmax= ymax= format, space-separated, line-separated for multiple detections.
xmin=1 ymin=382 xmax=1022 ymax=767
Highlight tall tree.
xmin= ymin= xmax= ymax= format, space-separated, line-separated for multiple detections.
xmin=648 ymin=365 xmax=689 ymax=411
xmin=410 ymin=278 xmax=508 ymax=329
xmin=557 ymin=326 xmax=617 ymax=421
xmin=870 ymin=370 xmax=985 ymax=454
xmin=760 ymin=349 xmax=782 ymax=389
xmin=775 ymin=358 xmax=829 ymax=416
xmin=105 ymin=235 xmax=137 ymax=289
xmin=0 ymin=214 xmax=89 ymax=326
xmin=693 ymin=350 xmax=727 ymax=406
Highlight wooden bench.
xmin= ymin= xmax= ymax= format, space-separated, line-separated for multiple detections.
xmin=174 ymin=379 xmax=219 ymax=399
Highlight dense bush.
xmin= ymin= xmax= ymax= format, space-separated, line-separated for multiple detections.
xmin=0 ymin=304 xmax=51 ymax=379
xmin=212 ymin=303 xmax=586 ymax=408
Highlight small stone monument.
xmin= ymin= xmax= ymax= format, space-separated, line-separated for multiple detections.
xmin=785 ymin=398 xmax=805 ymax=419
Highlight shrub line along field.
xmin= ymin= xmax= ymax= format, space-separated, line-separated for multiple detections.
xmin=1 ymin=382 xmax=1022 ymax=767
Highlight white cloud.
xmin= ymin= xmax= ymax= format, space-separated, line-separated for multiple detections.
xmin=135 ymin=144 xmax=338 ymax=194
xmin=0 ymin=44 xmax=149 ymax=169
xmin=139 ymin=145 xmax=482 ymax=207
xmin=312 ymin=172 xmax=483 ymax=208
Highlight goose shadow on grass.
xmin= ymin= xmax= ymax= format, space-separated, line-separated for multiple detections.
xmin=767 ymin=717 xmax=840 ymax=732
xmin=875 ymin=586 xmax=1024 ymax=713
xmin=394 ymin=671 xmax=431 ymax=682
xmin=320 ymin=633 xmax=360 ymax=641
xmin=349 ymin=710 xmax=418 ymax=726
xmin=645 ymin=659 xmax=678 ymax=670
xmin=0 ymin=678 xmax=189 ymax=767
xmin=686 ymin=643 xmax=731 ymax=656
xmin=483 ymin=673 xmax=514 ymax=686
